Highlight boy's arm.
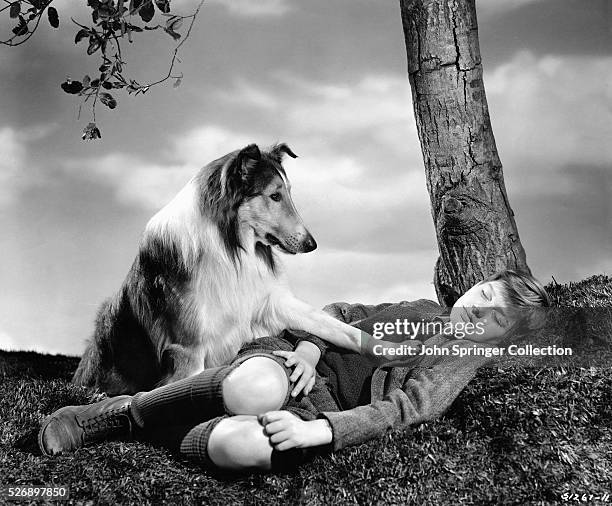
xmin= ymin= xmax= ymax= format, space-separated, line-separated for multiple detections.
xmin=319 ymin=340 xmax=494 ymax=451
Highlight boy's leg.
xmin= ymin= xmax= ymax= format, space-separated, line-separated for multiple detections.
xmin=182 ymin=415 xmax=272 ymax=471
xmin=131 ymin=355 xmax=291 ymax=429
xmin=40 ymin=352 xmax=292 ymax=456
xmin=177 ymin=413 xmax=314 ymax=472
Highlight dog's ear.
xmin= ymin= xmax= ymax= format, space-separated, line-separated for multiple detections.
xmin=236 ymin=143 xmax=261 ymax=177
xmin=219 ymin=144 xmax=261 ymax=199
xmin=225 ymin=143 xmax=261 ymax=187
xmin=270 ymin=143 xmax=297 ymax=163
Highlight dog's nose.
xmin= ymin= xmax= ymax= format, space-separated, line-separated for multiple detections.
xmin=302 ymin=234 xmax=317 ymax=253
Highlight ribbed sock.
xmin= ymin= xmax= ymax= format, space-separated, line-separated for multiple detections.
xmin=179 ymin=416 xmax=227 ymax=468
xmin=130 ymin=365 xmax=233 ymax=429
xmin=176 ymin=418 xmax=322 ymax=472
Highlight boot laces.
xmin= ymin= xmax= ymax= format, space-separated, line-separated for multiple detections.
xmin=80 ymin=406 xmax=132 ymax=443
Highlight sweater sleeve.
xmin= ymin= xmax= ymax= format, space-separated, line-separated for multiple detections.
xmin=277 ymin=329 xmax=328 ymax=356
xmin=292 ymin=330 xmax=329 ymax=356
xmin=319 ymin=340 xmax=495 ymax=451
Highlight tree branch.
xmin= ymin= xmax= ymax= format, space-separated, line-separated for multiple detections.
xmin=2 ymin=0 xmax=207 ymax=139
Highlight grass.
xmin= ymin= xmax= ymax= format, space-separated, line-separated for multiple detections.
xmin=1 ymin=275 xmax=611 ymax=505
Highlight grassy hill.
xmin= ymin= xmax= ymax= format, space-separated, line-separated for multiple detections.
xmin=1 ymin=275 xmax=611 ymax=505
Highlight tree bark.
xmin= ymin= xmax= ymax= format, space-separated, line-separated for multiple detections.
xmin=399 ymin=0 xmax=530 ymax=307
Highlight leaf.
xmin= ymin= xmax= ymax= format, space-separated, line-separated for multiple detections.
xmin=75 ymin=29 xmax=89 ymax=44
xmin=87 ymin=37 xmax=101 ymax=55
xmin=12 ymin=16 xmax=28 ymax=37
xmin=61 ymin=80 xmax=84 ymax=94
xmin=166 ymin=15 xmax=182 ymax=31
xmin=82 ymin=75 xmax=91 ymax=87
xmin=96 ymin=3 xmax=114 ymax=20
xmin=99 ymin=92 xmax=117 ymax=109
xmin=139 ymin=0 xmax=154 ymax=22
xmin=129 ymin=0 xmax=143 ymax=15
xmin=82 ymin=122 xmax=101 ymax=141
xmin=154 ymin=0 xmax=170 ymax=13
xmin=47 ymin=6 xmax=59 ymax=28
xmin=9 ymin=2 xmax=20 ymax=19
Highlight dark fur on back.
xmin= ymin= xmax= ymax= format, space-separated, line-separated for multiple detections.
xmin=72 ymin=239 xmax=190 ymax=393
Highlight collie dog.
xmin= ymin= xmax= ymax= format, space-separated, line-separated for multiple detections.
xmin=73 ymin=143 xmax=365 ymax=394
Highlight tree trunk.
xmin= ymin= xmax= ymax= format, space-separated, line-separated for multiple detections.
xmin=399 ymin=0 xmax=530 ymax=307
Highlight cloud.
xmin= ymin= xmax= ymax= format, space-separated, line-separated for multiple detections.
xmin=214 ymin=80 xmax=280 ymax=110
xmin=0 ymin=123 xmax=61 ymax=209
xmin=212 ymin=73 xmax=427 ymax=206
xmin=477 ymin=0 xmax=544 ymax=19
xmin=0 ymin=330 xmax=19 ymax=351
xmin=485 ymin=51 xmax=612 ymax=196
xmin=0 ymin=128 xmax=26 ymax=208
xmin=284 ymin=249 xmax=437 ymax=309
xmin=217 ymin=74 xmax=420 ymax=162
xmin=171 ymin=125 xmax=253 ymax=166
xmin=57 ymin=126 xmax=251 ymax=210
xmin=512 ymin=186 xmax=612 ymax=286
xmin=206 ymin=0 xmax=291 ymax=17
xmin=59 ymin=125 xmax=305 ymax=210
xmin=280 ymin=74 xmax=413 ymax=128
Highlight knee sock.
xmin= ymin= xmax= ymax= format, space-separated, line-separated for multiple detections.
xmin=130 ymin=365 xmax=234 ymax=429
xmin=178 ymin=416 xmax=227 ymax=468
xmin=177 ymin=418 xmax=321 ymax=472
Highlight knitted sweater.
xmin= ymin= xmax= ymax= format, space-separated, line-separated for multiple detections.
xmin=300 ymin=299 xmax=494 ymax=451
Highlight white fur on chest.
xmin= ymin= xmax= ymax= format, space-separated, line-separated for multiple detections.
xmin=188 ymin=246 xmax=289 ymax=369
xmin=145 ymin=179 xmax=291 ymax=372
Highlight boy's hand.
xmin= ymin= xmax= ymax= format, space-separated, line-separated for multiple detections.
xmin=273 ymin=348 xmax=316 ymax=397
xmin=259 ymin=411 xmax=333 ymax=451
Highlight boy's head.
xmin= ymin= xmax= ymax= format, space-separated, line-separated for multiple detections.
xmin=449 ymin=269 xmax=550 ymax=342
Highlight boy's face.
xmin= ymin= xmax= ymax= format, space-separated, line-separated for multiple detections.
xmin=450 ymin=281 xmax=516 ymax=342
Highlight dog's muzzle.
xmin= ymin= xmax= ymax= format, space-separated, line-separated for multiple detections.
xmin=266 ymin=232 xmax=317 ymax=254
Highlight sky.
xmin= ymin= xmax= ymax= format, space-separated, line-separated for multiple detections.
xmin=0 ymin=0 xmax=610 ymax=355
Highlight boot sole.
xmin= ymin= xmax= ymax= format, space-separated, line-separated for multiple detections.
xmin=38 ymin=413 xmax=57 ymax=457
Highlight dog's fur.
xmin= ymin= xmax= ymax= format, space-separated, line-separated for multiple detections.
xmin=73 ymin=143 xmax=364 ymax=394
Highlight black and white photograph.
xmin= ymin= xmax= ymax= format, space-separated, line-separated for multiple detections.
xmin=1 ymin=0 xmax=611 ymax=503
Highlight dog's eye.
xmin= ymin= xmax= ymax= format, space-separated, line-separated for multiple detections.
xmin=270 ymin=193 xmax=282 ymax=202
